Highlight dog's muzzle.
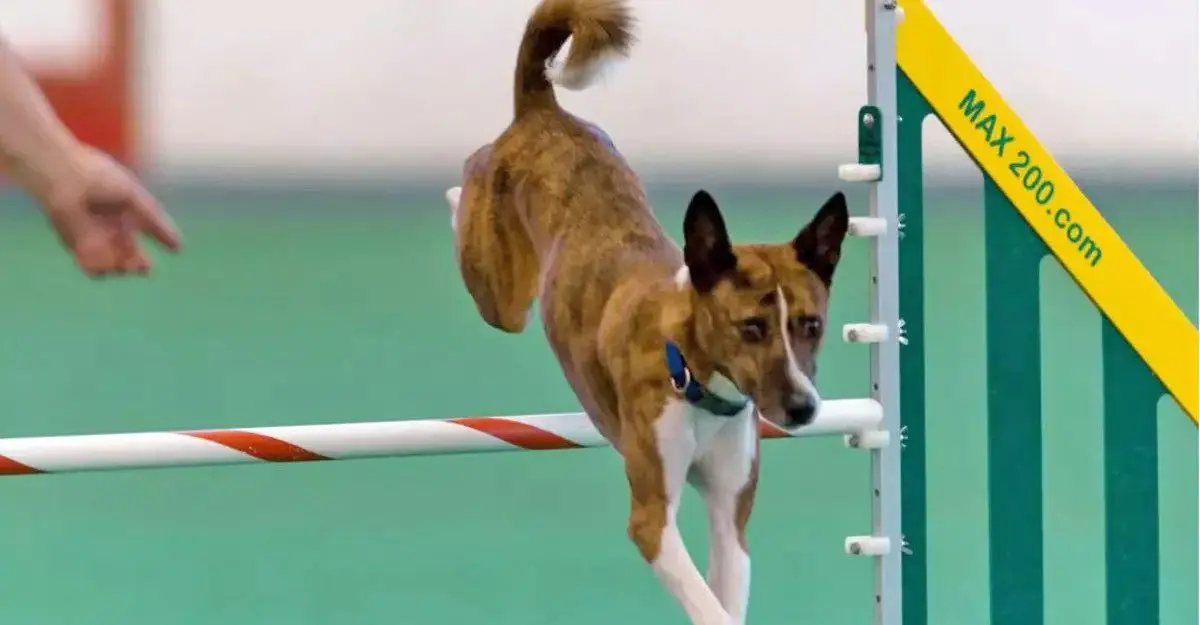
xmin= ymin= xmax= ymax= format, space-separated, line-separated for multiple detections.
xmin=783 ymin=395 xmax=819 ymax=428
xmin=782 ymin=370 xmax=822 ymax=428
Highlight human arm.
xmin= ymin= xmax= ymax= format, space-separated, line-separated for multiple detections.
xmin=0 ymin=36 xmax=180 ymax=275
xmin=0 ymin=36 xmax=81 ymax=199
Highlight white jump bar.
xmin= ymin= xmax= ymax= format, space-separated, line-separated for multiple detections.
xmin=0 ymin=399 xmax=882 ymax=476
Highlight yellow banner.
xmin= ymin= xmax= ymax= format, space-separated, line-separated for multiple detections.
xmin=896 ymin=0 xmax=1197 ymax=423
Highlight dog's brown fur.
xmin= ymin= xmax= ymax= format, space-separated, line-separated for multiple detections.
xmin=452 ymin=0 xmax=848 ymax=586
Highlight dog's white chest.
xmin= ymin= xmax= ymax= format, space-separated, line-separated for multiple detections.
xmin=687 ymin=406 xmax=734 ymax=455
xmin=654 ymin=398 xmax=757 ymax=478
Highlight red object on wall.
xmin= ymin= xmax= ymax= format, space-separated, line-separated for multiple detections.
xmin=32 ymin=0 xmax=135 ymax=167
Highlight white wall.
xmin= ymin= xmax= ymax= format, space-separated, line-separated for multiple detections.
xmin=5 ymin=0 xmax=1199 ymax=177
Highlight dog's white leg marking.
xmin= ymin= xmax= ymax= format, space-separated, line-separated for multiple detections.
xmin=777 ymin=285 xmax=821 ymax=405
xmin=445 ymin=186 xmax=462 ymax=230
xmin=693 ymin=409 xmax=757 ymax=625
xmin=651 ymin=400 xmax=734 ymax=625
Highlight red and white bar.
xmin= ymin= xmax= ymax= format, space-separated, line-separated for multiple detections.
xmin=0 ymin=398 xmax=882 ymax=477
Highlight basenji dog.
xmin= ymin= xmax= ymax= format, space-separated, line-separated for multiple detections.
xmin=444 ymin=0 xmax=849 ymax=622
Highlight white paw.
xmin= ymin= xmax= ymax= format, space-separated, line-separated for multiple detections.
xmin=445 ymin=186 xmax=462 ymax=230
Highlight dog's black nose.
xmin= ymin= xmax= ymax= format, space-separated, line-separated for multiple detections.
xmin=784 ymin=401 xmax=817 ymax=428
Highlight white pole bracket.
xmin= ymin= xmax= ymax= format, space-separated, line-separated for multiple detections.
xmin=845 ymin=536 xmax=892 ymax=556
xmin=842 ymin=320 xmax=907 ymax=345
xmin=844 ymin=429 xmax=891 ymax=450
xmin=848 ymin=216 xmax=888 ymax=237
xmin=837 ymin=163 xmax=883 ymax=182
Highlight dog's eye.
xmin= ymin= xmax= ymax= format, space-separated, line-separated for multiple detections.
xmin=791 ymin=316 xmax=823 ymax=339
xmin=738 ymin=317 xmax=769 ymax=343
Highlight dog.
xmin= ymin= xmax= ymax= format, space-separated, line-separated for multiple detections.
xmin=445 ymin=0 xmax=849 ymax=622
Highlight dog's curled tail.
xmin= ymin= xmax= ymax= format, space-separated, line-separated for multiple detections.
xmin=513 ymin=0 xmax=635 ymax=117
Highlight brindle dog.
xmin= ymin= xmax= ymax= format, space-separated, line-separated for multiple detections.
xmin=446 ymin=1 xmax=849 ymax=622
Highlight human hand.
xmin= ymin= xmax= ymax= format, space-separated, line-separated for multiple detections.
xmin=36 ymin=145 xmax=181 ymax=277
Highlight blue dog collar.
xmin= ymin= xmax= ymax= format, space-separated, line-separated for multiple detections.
xmin=664 ymin=341 xmax=751 ymax=417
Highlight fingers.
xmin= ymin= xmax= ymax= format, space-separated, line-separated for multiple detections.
xmin=41 ymin=147 xmax=179 ymax=277
xmin=72 ymin=230 xmax=119 ymax=278
xmin=128 ymin=183 xmax=181 ymax=252
xmin=114 ymin=212 xmax=151 ymax=274
xmin=46 ymin=212 xmax=107 ymax=278
xmin=85 ymin=178 xmax=177 ymax=277
xmin=56 ymin=209 xmax=150 ymax=278
xmin=77 ymin=220 xmax=144 ymax=278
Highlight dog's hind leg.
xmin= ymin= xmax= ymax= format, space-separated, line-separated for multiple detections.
xmin=449 ymin=147 xmax=540 ymax=333
xmin=689 ymin=411 xmax=759 ymax=625
xmin=623 ymin=398 xmax=733 ymax=625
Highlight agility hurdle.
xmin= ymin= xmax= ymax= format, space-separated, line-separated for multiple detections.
xmin=0 ymin=401 xmax=886 ymax=475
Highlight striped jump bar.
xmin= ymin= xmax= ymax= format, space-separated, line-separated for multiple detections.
xmin=0 ymin=399 xmax=882 ymax=477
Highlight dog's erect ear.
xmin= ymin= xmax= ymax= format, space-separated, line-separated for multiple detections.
xmin=793 ymin=191 xmax=850 ymax=287
xmin=683 ymin=190 xmax=737 ymax=293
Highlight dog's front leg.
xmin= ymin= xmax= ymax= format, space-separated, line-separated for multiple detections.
xmin=623 ymin=399 xmax=732 ymax=625
xmin=692 ymin=411 xmax=759 ymax=625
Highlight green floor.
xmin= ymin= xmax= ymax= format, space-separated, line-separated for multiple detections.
xmin=0 ymin=176 xmax=1195 ymax=624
